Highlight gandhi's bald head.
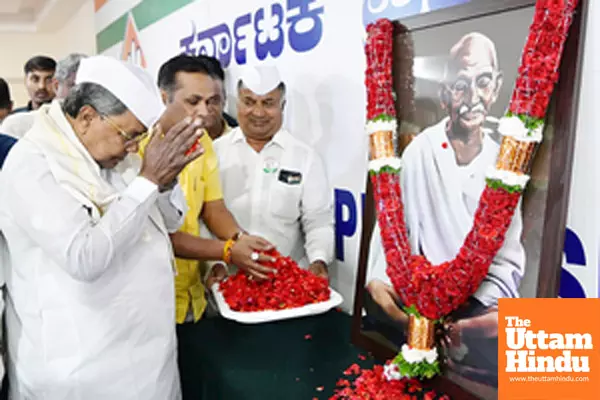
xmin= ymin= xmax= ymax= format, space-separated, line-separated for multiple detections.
xmin=444 ymin=33 xmax=499 ymax=83
xmin=441 ymin=32 xmax=503 ymax=137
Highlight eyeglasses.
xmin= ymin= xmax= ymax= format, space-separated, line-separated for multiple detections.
xmin=101 ymin=114 xmax=148 ymax=143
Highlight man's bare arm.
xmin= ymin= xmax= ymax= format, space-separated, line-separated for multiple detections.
xmin=169 ymin=232 xmax=224 ymax=261
xmin=201 ymin=199 xmax=240 ymax=240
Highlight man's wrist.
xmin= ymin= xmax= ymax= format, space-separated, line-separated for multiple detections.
xmin=159 ymin=178 xmax=178 ymax=193
xmin=222 ymin=238 xmax=235 ymax=263
xmin=231 ymin=230 xmax=247 ymax=241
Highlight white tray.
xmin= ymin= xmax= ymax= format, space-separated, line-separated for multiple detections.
xmin=211 ymin=282 xmax=343 ymax=324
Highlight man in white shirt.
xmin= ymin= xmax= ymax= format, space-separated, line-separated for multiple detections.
xmin=0 ymin=55 xmax=204 ymax=399
xmin=366 ymin=33 xmax=524 ymax=386
xmin=2 ymin=53 xmax=87 ymax=139
xmin=0 ymin=229 xmax=6 ymax=395
xmin=213 ymin=66 xmax=334 ymax=278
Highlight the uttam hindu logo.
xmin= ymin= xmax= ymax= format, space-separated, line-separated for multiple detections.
xmin=499 ymin=298 xmax=600 ymax=400
xmin=505 ymin=316 xmax=591 ymax=373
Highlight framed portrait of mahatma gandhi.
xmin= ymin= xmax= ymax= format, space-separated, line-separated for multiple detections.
xmin=352 ymin=1 xmax=587 ymax=399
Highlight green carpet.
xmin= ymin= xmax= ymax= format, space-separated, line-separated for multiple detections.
xmin=177 ymin=310 xmax=376 ymax=400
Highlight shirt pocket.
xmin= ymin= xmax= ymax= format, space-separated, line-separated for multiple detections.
xmin=269 ymin=180 xmax=302 ymax=221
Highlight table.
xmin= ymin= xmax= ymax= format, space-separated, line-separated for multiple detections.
xmin=177 ymin=310 xmax=376 ymax=400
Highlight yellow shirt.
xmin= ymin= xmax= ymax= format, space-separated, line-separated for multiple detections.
xmin=139 ymin=132 xmax=223 ymax=323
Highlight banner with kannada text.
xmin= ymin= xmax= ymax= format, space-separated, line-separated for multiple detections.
xmin=95 ymin=0 xmax=598 ymax=310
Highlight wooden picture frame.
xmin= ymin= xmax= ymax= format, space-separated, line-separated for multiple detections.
xmin=351 ymin=0 xmax=588 ymax=399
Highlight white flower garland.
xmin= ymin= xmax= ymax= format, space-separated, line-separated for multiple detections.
xmin=383 ymin=345 xmax=439 ymax=382
xmin=366 ymin=119 xmax=398 ymax=135
xmin=498 ymin=115 xmax=544 ymax=143
xmin=486 ymin=166 xmax=531 ymax=189
xmin=368 ymin=157 xmax=402 ymax=173
xmin=401 ymin=344 xmax=438 ymax=365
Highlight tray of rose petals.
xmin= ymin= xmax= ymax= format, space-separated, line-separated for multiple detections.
xmin=212 ymin=249 xmax=343 ymax=324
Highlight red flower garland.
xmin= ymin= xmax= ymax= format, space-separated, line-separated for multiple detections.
xmin=511 ymin=0 xmax=576 ymax=117
xmin=366 ymin=0 xmax=579 ymax=320
xmin=365 ymin=20 xmax=396 ymax=120
xmin=371 ymin=172 xmax=521 ymax=319
xmin=219 ymin=249 xmax=330 ymax=312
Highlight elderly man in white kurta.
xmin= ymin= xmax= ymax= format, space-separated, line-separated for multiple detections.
xmin=212 ymin=66 xmax=334 ymax=279
xmin=0 ymin=55 xmax=205 ymax=399
xmin=366 ymin=33 xmax=524 ymax=384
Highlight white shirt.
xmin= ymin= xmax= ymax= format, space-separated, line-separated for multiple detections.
xmin=0 ymin=110 xmax=36 ymax=139
xmin=213 ymin=127 xmax=334 ymax=267
xmin=0 ymin=139 xmax=184 ymax=399
xmin=0 ymin=199 xmax=6 ymax=388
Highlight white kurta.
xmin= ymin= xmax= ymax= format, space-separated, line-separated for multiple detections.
xmin=0 ymin=105 xmax=184 ymax=399
xmin=0 ymin=110 xmax=36 ymax=139
xmin=368 ymin=118 xmax=525 ymax=306
xmin=212 ymin=127 xmax=334 ymax=267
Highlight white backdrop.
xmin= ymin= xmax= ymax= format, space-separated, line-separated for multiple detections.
xmin=562 ymin=0 xmax=599 ymax=299
xmin=96 ymin=0 xmax=598 ymax=309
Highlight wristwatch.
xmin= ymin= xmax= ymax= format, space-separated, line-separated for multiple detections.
xmin=231 ymin=230 xmax=247 ymax=241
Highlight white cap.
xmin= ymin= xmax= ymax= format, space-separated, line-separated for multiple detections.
xmin=238 ymin=65 xmax=283 ymax=96
xmin=75 ymin=55 xmax=165 ymax=128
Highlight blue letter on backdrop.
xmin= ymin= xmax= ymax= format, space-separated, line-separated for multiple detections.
xmin=560 ymin=227 xmax=587 ymax=298
xmin=335 ymin=189 xmax=357 ymax=262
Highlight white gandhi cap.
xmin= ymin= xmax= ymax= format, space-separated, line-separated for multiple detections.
xmin=238 ymin=65 xmax=283 ymax=96
xmin=75 ymin=55 xmax=165 ymax=128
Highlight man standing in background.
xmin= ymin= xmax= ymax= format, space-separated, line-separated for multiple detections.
xmin=2 ymin=54 xmax=86 ymax=139
xmin=0 ymin=79 xmax=13 ymax=122
xmin=196 ymin=55 xmax=238 ymax=139
xmin=12 ymin=55 xmax=56 ymax=113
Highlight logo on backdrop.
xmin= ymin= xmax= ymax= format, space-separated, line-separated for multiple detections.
xmin=121 ymin=13 xmax=147 ymax=68
xmin=179 ymin=0 xmax=324 ymax=68
xmin=499 ymin=298 xmax=600 ymax=399
xmin=362 ymin=0 xmax=470 ymax=26
xmin=561 ymin=227 xmax=588 ymax=298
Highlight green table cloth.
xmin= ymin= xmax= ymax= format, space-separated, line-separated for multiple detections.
xmin=177 ymin=310 xmax=375 ymax=399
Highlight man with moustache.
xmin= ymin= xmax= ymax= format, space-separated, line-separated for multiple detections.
xmin=147 ymin=55 xmax=274 ymax=324
xmin=197 ymin=55 xmax=239 ymax=138
xmin=366 ymin=33 xmax=525 ymax=387
xmin=2 ymin=54 xmax=86 ymax=139
xmin=213 ymin=65 xmax=334 ymax=279
xmin=12 ymin=56 xmax=56 ymax=113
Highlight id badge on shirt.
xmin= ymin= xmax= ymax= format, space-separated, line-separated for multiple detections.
xmin=278 ymin=169 xmax=302 ymax=185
